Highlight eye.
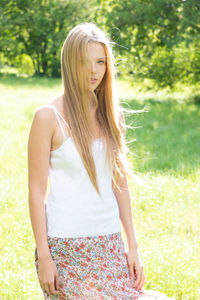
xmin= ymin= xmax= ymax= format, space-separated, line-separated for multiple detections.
xmin=98 ymin=60 xmax=105 ymax=64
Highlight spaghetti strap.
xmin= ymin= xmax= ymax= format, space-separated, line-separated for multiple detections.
xmin=43 ymin=104 xmax=70 ymax=128
xmin=41 ymin=104 xmax=70 ymax=140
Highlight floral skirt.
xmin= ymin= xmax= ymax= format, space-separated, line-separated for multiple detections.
xmin=35 ymin=232 xmax=173 ymax=299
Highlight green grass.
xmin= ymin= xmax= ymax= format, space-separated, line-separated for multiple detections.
xmin=0 ymin=73 xmax=199 ymax=299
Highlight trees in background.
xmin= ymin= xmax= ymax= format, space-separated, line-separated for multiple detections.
xmin=0 ymin=0 xmax=97 ymax=77
xmin=1 ymin=0 xmax=200 ymax=87
xmin=97 ymin=0 xmax=200 ymax=87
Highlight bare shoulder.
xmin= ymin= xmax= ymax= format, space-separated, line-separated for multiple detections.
xmin=33 ymin=94 xmax=64 ymax=126
xmin=34 ymin=105 xmax=55 ymax=122
xmin=34 ymin=94 xmax=63 ymax=116
xmin=29 ymin=105 xmax=57 ymax=142
xmin=48 ymin=94 xmax=64 ymax=112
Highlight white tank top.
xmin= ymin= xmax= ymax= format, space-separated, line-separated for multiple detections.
xmin=39 ymin=104 xmax=121 ymax=238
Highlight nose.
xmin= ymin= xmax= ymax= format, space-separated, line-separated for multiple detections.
xmin=91 ymin=62 xmax=96 ymax=74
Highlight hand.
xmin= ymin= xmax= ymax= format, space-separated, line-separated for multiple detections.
xmin=126 ymin=248 xmax=145 ymax=291
xmin=38 ymin=256 xmax=60 ymax=297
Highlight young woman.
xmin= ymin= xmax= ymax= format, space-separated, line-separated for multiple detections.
xmin=28 ymin=22 xmax=174 ymax=299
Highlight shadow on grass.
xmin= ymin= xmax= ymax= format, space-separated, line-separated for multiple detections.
xmin=123 ymin=99 xmax=200 ymax=176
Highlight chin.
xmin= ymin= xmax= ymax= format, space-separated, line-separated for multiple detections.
xmin=91 ymin=84 xmax=97 ymax=90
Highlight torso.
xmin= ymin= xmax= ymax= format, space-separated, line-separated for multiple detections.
xmin=49 ymin=95 xmax=103 ymax=152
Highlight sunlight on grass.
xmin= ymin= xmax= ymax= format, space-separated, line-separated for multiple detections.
xmin=117 ymin=75 xmax=200 ymax=104
xmin=0 ymin=74 xmax=199 ymax=299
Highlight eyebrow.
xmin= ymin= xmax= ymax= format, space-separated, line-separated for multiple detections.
xmin=97 ymin=57 xmax=107 ymax=59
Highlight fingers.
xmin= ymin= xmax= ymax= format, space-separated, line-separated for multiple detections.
xmin=129 ymin=262 xmax=134 ymax=279
xmin=40 ymin=279 xmax=59 ymax=297
xmin=55 ymin=274 xmax=60 ymax=291
xmin=137 ymin=273 xmax=145 ymax=291
xmin=49 ymin=279 xmax=59 ymax=295
xmin=133 ymin=266 xmax=145 ymax=291
xmin=136 ymin=267 xmax=145 ymax=291
xmin=40 ymin=281 xmax=50 ymax=296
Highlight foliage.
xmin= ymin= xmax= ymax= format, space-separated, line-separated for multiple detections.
xmin=0 ymin=0 xmax=97 ymax=77
xmin=1 ymin=0 xmax=200 ymax=87
xmin=96 ymin=0 xmax=200 ymax=87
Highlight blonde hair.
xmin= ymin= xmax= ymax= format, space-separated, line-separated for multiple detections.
xmin=61 ymin=22 xmax=134 ymax=196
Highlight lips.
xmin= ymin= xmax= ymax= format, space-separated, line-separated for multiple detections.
xmin=91 ymin=78 xmax=97 ymax=84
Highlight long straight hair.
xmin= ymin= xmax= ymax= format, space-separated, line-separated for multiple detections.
xmin=61 ymin=22 xmax=133 ymax=196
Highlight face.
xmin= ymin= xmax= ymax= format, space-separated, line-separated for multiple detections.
xmin=87 ymin=42 xmax=106 ymax=91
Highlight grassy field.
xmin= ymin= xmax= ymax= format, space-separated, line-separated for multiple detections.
xmin=0 ymin=74 xmax=199 ymax=299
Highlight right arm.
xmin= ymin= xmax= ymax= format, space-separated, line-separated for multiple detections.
xmin=28 ymin=108 xmax=52 ymax=259
xmin=28 ymin=107 xmax=59 ymax=296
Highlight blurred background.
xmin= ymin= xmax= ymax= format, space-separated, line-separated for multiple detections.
xmin=0 ymin=0 xmax=199 ymax=299
xmin=1 ymin=0 xmax=200 ymax=90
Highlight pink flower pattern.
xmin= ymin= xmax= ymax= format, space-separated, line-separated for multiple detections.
xmin=35 ymin=232 xmax=173 ymax=300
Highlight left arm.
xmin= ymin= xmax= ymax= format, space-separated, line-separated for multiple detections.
xmin=112 ymin=109 xmax=145 ymax=291
xmin=112 ymin=175 xmax=138 ymax=251
xmin=113 ymin=109 xmax=138 ymax=251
